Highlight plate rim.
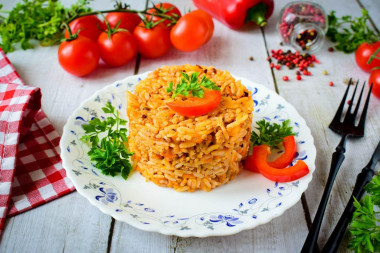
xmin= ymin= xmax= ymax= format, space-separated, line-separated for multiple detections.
xmin=60 ymin=71 xmax=316 ymax=237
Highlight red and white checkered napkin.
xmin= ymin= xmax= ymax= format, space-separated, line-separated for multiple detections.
xmin=0 ymin=49 xmax=75 ymax=234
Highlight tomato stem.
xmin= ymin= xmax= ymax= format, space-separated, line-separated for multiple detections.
xmin=66 ymin=8 xmax=178 ymax=28
xmin=367 ymin=47 xmax=380 ymax=64
xmin=61 ymin=22 xmax=78 ymax=41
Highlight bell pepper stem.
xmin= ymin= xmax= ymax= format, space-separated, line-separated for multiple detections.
xmin=245 ymin=2 xmax=268 ymax=27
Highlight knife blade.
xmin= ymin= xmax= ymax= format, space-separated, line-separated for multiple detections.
xmin=321 ymin=140 xmax=380 ymax=253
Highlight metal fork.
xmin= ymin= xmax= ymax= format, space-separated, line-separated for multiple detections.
xmin=301 ymin=79 xmax=373 ymax=253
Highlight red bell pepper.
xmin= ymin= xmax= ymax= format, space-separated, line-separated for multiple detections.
xmin=250 ymin=144 xmax=309 ymax=182
xmin=244 ymin=135 xmax=297 ymax=173
xmin=192 ymin=0 xmax=274 ymax=29
xmin=268 ymin=135 xmax=297 ymax=168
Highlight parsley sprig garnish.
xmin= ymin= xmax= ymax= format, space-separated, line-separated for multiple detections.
xmin=80 ymin=102 xmax=133 ymax=180
xmin=326 ymin=9 xmax=380 ymax=53
xmin=166 ymin=72 xmax=220 ymax=99
xmin=349 ymin=174 xmax=380 ymax=252
xmin=250 ymin=119 xmax=295 ymax=148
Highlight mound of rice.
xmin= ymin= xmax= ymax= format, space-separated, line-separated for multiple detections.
xmin=126 ymin=65 xmax=253 ymax=192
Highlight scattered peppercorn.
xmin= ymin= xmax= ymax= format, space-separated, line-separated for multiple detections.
xmin=302 ymin=70 xmax=308 ymax=75
xmin=283 ymin=76 xmax=289 ymax=81
xmin=296 ymin=29 xmax=318 ymax=51
xmin=275 ymin=65 xmax=281 ymax=70
xmin=328 ymin=47 xmax=334 ymax=52
xmin=249 ymin=56 xmax=254 ymax=61
xmin=329 ymin=81 xmax=334 ymax=86
xmin=347 ymin=100 xmax=351 ymax=104
xmin=296 ymin=75 xmax=302 ymax=81
xmin=323 ymin=70 xmax=328 ymax=75
xmin=296 ymin=71 xmax=301 ymax=75
xmin=270 ymin=63 xmax=275 ymax=68
xmin=280 ymin=41 xmax=284 ymax=46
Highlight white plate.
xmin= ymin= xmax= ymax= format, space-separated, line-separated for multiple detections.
xmin=60 ymin=72 xmax=316 ymax=237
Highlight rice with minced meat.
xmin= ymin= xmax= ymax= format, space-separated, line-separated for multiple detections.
xmin=127 ymin=65 xmax=253 ymax=192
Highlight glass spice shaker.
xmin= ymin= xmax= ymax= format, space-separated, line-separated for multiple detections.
xmin=278 ymin=1 xmax=327 ymax=52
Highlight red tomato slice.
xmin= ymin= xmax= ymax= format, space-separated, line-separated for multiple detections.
xmin=250 ymin=144 xmax=309 ymax=182
xmin=166 ymin=90 xmax=221 ymax=116
xmin=268 ymin=135 xmax=296 ymax=168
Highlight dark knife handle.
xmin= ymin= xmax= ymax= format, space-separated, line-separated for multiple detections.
xmin=321 ymin=167 xmax=375 ymax=253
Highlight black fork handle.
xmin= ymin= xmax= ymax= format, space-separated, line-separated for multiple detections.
xmin=321 ymin=167 xmax=374 ymax=253
xmin=301 ymin=135 xmax=347 ymax=253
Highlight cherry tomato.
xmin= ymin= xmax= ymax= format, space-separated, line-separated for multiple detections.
xmin=97 ymin=30 xmax=137 ymax=67
xmin=58 ymin=37 xmax=100 ymax=76
xmin=369 ymin=69 xmax=380 ymax=99
xmin=355 ymin=41 xmax=380 ymax=72
xmin=133 ymin=23 xmax=171 ymax=58
xmin=189 ymin=10 xmax=214 ymax=43
xmin=250 ymin=144 xmax=309 ymax=183
xmin=104 ymin=12 xmax=141 ymax=33
xmin=64 ymin=15 xmax=105 ymax=42
xmin=166 ymin=90 xmax=221 ymax=116
xmin=146 ymin=3 xmax=181 ymax=27
xmin=170 ymin=12 xmax=209 ymax=52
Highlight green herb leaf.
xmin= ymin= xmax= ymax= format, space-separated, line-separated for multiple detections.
xmin=166 ymin=71 xmax=220 ymax=99
xmin=326 ymin=9 xmax=380 ymax=53
xmin=250 ymin=119 xmax=295 ymax=148
xmin=349 ymin=174 xmax=380 ymax=252
xmin=0 ymin=0 xmax=92 ymax=53
xmin=80 ymin=102 xmax=133 ymax=180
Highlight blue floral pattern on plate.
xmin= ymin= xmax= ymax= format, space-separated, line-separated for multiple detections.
xmin=60 ymin=73 xmax=316 ymax=237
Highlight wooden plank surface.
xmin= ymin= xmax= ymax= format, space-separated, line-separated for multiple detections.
xmin=263 ymin=0 xmax=380 ymax=251
xmin=0 ymin=0 xmax=379 ymax=252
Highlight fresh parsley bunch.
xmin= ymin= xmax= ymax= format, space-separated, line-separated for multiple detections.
xmin=250 ymin=119 xmax=295 ymax=148
xmin=166 ymin=72 xmax=220 ymax=98
xmin=326 ymin=9 xmax=380 ymax=53
xmin=80 ymin=102 xmax=133 ymax=180
xmin=0 ymin=0 xmax=91 ymax=53
xmin=349 ymin=174 xmax=380 ymax=252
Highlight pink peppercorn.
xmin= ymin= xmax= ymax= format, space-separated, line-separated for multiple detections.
xmin=283 ymin=76 xmax=289 ymax=81
xmin=275 ymin=65 xmax=281 ymax=70
xmin=270 ymin=63 xmax=275 ymax=68
xmin=329 ymin=81 xmax=334 ymax=86
xmin=297 ymin=75 xmax=302 ymax=80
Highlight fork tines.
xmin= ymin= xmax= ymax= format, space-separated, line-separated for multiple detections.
xmin=328 ymin=78 xmax=373 ymax=137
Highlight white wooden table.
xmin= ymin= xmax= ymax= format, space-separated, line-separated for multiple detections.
xmin=1 ymin=0 xmax=379 ymax=252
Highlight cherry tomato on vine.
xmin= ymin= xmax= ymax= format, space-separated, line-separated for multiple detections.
xmin=189 ymin=10 xmax=214 ymax=43
xmin=58 ymin=36 xmax=100 ymax=76
xmin=104 ymin=12 xmax=141 ymax=33
xmin=97 ymin=30 xmax=137 ymax=67
xmin=64 ymin=15 xmax=105 ymax=42
xmin=369 ymin=69 xmax=380 ymax=99
xmin=133 ymin=23 xmax=171 ymax=58
xmin=355 ymin=41 xmax=380 ymax=72
xmin=170 ymin=12 xmax=209 ymax=52
xmin=146 ymin=3 xmax=181 ymax=27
